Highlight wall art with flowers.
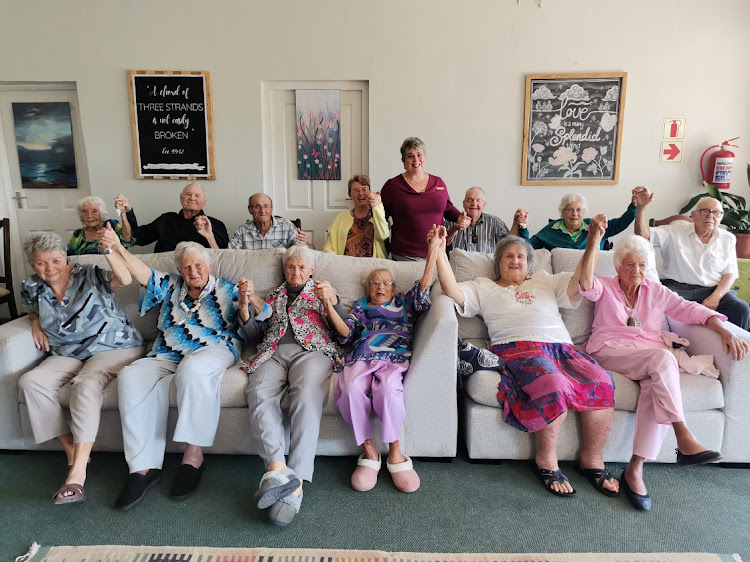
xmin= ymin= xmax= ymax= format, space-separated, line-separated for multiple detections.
xmin=521 ymin=73 xmax=627 ymax=186
xmin=295 ymin=89 xmax=341 ymax=181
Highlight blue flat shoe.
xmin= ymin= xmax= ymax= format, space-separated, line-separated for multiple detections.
xmin=620 ymin=470 xmax=651 ymax=511
xmin=676 ymin=448 xmax=722 ymax=466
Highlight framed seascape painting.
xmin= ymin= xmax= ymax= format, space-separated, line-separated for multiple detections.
xmin=12 ymin=102 xmax=78 ymax=188
xmin=521 ymin=72 xmax=627 ymax=186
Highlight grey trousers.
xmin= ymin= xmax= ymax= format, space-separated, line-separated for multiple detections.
xmin=118 ymin=345 xmax=235 ymax=473
xmin=245 ymin=342 xmax=333 ymax=482
xmin=19 ymin=346 xmax=145 ymax=444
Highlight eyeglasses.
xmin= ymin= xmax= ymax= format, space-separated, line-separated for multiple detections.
xmin=350 ymin=188 xmax=370 ymax=195
xmin=696 ymin=209 xmax=723 ymax=217
xmin=251 ymin=204 xmax=271 ymax=211
xmin=368 ymin=280 xmax=394 ymax=287
xmin=563 ymin=208 xmax=584 ymax=215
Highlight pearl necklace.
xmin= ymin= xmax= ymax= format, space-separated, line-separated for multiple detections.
xmin=176 ymin=275 xmax=216 ymax=324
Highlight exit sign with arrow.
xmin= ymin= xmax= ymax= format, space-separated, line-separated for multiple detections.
xmin=661 ymin=141 xmax=683 ymax=163
xmin=660 ymin=116 xmax=686 ymax=163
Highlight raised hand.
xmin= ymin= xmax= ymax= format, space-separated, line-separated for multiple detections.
xmin=368 ymin=191 xmax=382 ymax=208
xmin=96 ymin=221 xmax=122 ymax=251
xmin=456 ymin=212 xmax=471 ymax=230
xmin=114 ymin=194 xmax=132 ymax=213
xmin=238 ymin=277 xmax=255 ymax=307
xmin=589 ymin=213 xmax=608 ymax=241
xmin=427 ymin=224 xmax=448 ymax=251
xmin=513 ymin=208 xmax=529 ymax=229
xmin=194 ymin=215 xmax=213 ymax=239
xmin=295 ymin=228 xmax=309 ymax=245
xmin=632 ymin=185 xmax=653 ymax=207
xmin=313 ymin=279 xmax=336 ymax=303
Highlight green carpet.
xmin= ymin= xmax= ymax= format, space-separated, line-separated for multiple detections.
xmin=2 ymin=451 xmax=748 ymax=558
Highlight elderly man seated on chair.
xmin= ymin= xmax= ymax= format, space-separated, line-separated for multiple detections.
xmin=634 ymin=187 xmax=750 ymax=330
xmin=98 ymin=227 xmax=270 ymax=510
xmin=229 ymin=193 xmax=314 ymax=250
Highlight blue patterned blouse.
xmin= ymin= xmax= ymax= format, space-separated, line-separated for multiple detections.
xmin=21 ymin=264 xmax=143 ymax=360
xmin=140 ymin=269 xmax=250 ymax=362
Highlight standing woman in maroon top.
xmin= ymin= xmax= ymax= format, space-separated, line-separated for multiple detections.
xmin=381 ymin=137 xmax=467 ymax=260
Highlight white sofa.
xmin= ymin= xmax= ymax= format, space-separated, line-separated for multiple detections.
xmin=451 ymin=247 xmax=750 ymax=464
xmin=0 ymin=249 xmax=458 ymax=458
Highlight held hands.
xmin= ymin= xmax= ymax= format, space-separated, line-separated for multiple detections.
xmin=513 ymin=208 xmax=529 ymax=229
xmin=427 ymin=224 xmax=448 ymax=251
xmin=588 ymin=214 xmax=608 ymax=241
xmin=114 ymin=194 xmax=132 ymax=213
xmin=368 ymin=191 xmax=382 ymax=208
xmin=456 ymin=212 xmax=471 ymax=230
xmin=720 ymin=330 xmax=749 ymax=361
xmin=295 ymin=228 xmax=309 ymax=245
xmin=194 ymin=215 xmax=213 ymax=239
xmin=95 ymin=222 xmax=122 ymax=252
xmin=632 ymin=185 xmax=653 ymax=207
xmin=237 ymin=278 xmax=255 ymax=308
xmin=313 ymin=279 xmax=336 ymax=304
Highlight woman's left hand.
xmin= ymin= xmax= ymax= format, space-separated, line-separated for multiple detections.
xmin=368 ymin=192 xmax=382 ymax=208
xmin=313 ymin=280 xmax=336 ymax=304
xmin=720 ymin=330 xmax=749 ymax=360
xmin=95 ymin=222 xmax=121 ymax=252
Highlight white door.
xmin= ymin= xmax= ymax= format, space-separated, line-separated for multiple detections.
xmin=0 ymin=85 xmax=91 ymax=278
xmin=262 ymin=81 xmax=368 ymax=250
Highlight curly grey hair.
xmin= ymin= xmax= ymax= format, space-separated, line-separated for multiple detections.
xmin=174 ymin=242 xmax=212 ymax=271
xmin=493 ymin=236 xmax=535 ymax=280
xmin=282 ymin=244 xmax=316 ymax=268
xmin=613 ymin=234 xmax=653 ymax=269
xmin=77 ymin=196 xmax=109 ymax=221
xmin=364 ymin=267 xmax=396 ymax=290
xmin=558 ymin=193 xmax=588 ymax=218
xmin=23 ymin=231 xmax=67 ymax=263
xmin=400 ymin=137 xmax=426 ymax=163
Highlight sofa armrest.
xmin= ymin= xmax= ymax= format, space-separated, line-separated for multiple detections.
xmin=0 ymin=316 xmax=47 ymax=449
xmin=668 ymin=318 xmax=750 ymax=462
xmin=403 ymin=293 xmax=459 ymax=457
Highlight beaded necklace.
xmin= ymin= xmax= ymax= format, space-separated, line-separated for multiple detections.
xmin=176 ymin=275 xmax=216 ymax=324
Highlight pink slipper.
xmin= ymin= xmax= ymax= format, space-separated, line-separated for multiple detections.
xmin=351 ymin=453 xmax=381 ymax=492
xmin=387 ymin=456 xmax=420 ymax=493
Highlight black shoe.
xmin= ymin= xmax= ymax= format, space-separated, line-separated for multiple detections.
xmin=675 ymin=448 xmax=722 ymax=466
xmin=170 ymin=462 xmax=205 ymax=500
xmin=620 ymin=470 xmax=652 ymax=511
xmin=116 ymin=469 xmax=161 ymax=510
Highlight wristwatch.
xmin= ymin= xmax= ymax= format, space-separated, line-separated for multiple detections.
xmin=100 ymin=246 xmax=113 ymax=255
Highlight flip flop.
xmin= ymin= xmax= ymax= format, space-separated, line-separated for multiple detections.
xmin=533 ymin=464 xmax=576 ymax=497
xmin=573 ymin=463 xmax=620 ymax=497
xmin=52 ymin=483 xmax=86 ymax=505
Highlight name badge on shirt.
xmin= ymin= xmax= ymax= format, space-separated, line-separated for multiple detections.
xmin=627 ymin=317 xmax=642 ymax=328
xmin=436 ymin=186 xmax=445 ymax=190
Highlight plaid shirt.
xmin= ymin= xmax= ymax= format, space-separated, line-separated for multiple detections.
xmin=228 ymin=216 xmax=297 ymax=250
xmin=444 ymin=213 xmax=510 ymax=254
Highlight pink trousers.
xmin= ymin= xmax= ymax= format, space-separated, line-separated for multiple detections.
xmin=591 ymin=345 xmax=684 ymax=460
xmin=334 ymin=359 xmax=409 ymax=446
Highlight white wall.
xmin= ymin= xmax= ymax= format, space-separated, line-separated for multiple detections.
xmin=0 ymin=0 xmax=749 ymax=238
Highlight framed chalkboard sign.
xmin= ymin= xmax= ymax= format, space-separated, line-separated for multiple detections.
xmin=521 ymin=72 xmax=627 ymax=186
xmin=128 ymin=70 xmax=215 ymax=180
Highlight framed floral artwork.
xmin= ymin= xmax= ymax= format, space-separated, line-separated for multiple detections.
xmin=295 ymin=89 xmax=341 ymax=180
xmin=521 ymin=72 xmax=627 ymax=185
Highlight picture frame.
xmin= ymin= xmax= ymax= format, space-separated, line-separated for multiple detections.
xmin=128 ymin=70 xmax=215 ymax=180
xmin=521 ymin=72 xmax=627 ymax=186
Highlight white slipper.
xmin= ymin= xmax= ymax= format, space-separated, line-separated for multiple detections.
xmin=351 ymin=453 xmax=381 ymax=492
xmin=386 ymin=456 xmax=420 ymax=493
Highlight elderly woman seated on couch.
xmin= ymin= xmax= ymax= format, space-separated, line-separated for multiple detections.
xmin=241 ymin=244 xmax=346 ymax=527
xmin=430 ymin=220 xmax=619 ymax=498
xmin=324 ymin=241 xmax=439 ymax=493
xmin=19 ymin=231 xmax=144 ymax=504
xmin=579 ymin=232 xmax=748 ymax=511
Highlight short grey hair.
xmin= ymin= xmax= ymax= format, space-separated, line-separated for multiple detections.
xmin=613 ymin=235 xmax=653 ymax=269
xmin=400 ymin=137 xmax=426 ymax=162
xmin=23 ymin=231 xmax=67 ymax=263
xmin=558 ymin=193 xmax=588 ymax=217
xmin=364 ymin=267 xmax=396 ymax=289
xmin=174 ymin=242 xmax=212 ymax=271
xmin=464 ymin=187 xmax=486 ymax=200
xmin=282 ymin=244 xmax=315 ymax=268
xmin=493 ymin=236 xmax=534 ymax=280
xmin=77 ymin=196 xmax=109 ymax=221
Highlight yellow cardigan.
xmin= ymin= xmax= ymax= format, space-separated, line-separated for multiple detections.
xmin=322 ymin=204 xmax=390 ymax=258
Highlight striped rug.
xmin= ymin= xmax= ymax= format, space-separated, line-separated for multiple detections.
xmin=17 ymin=545 xmax=743 ymax=562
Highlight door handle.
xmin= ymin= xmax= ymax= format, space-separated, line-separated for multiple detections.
xmin=12 ymin=191 xmax=27 ymax=209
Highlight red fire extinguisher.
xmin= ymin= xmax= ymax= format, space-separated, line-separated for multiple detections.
xmin=700 ymin=137 xmax=740 ymax=190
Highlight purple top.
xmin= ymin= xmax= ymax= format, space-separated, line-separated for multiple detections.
xmin=381 ymin=174 xmax=462 ymax=258
xmin=338 ymin=281 xmax=430 ymax=369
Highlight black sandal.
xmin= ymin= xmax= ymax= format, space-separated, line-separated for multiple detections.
xmin=533 ymin=464 xmax=576 ymax=497
xmin=573 ymin=463 xmax=620 ymax=497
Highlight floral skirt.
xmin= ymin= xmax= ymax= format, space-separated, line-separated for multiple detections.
xmin=490 ymin=341 xmax=614 ymax=433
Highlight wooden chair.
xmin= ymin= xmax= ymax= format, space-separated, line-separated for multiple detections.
xmin=648 ymin=215 xmax=693 ymax=227
xmin=291 ymin=218 xmax=301 ymax=230
xmin=547 ymin=218 xmax=613 ymax=250
xmin=0 ymin=218 xmax=20 ymax=319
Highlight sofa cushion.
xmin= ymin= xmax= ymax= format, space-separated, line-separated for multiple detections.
xmin=450 ymin=248 xmax=552 ymax=341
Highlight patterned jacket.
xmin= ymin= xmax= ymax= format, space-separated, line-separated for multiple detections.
xmin=241 ymin=278 xmax=342 ymax=373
